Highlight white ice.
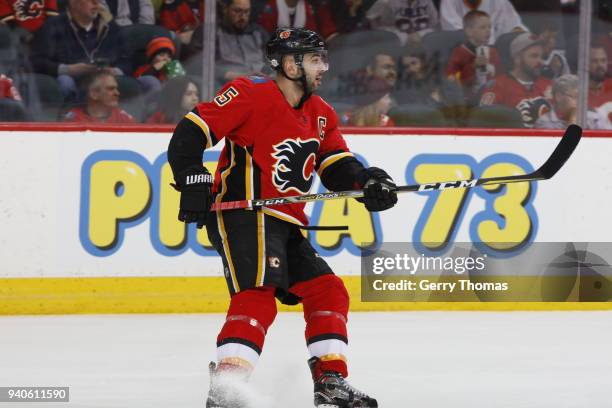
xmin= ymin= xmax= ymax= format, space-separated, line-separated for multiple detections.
xmin=1 ymin=312 xmax=611 ymax=408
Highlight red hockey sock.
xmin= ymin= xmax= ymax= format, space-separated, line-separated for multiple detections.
xmin=291 ymin=275 xmax=350 ymax=377
xmin=216 ymin=286 xmax=277 ymax=368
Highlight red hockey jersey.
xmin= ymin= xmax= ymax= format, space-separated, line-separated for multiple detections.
xmin=186 ymin=76 xmax=353 ymax=226
xmin=159 ymin=0 xmax=202 ymax=33
xmin=0 ymin=0 xmax=57 ymax=33
xmin=0 ymin=74 xmax=21 ymax=100
xmin=480 ymin=74 xmax=552 ymax=127
xmin=258 ymin=0 xmax=337 ymax=40
xmin=446 ymin=43 xmax=501 ymax=89
xmin=63 ymin=107 xmax=135 ymax=123
xmin=588 ymin=79 xmax=612 ymax=110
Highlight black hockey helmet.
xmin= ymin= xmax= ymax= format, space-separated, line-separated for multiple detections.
xmin=266 ymin=28 xmax=327 ymax=70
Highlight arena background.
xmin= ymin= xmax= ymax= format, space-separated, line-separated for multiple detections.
xmin=1 ymin=124 xmax=610 ymax=314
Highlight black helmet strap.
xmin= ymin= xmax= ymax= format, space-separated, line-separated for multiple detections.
xmin=278 ymin=52 xmax=312 ymax=108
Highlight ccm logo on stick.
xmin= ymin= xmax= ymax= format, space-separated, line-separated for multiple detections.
xmin=418 ymin=179 xmax=478 ymax=191
xmin=254 ymin=199 xmax=287 ymax=205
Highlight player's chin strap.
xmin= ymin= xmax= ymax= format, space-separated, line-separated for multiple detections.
xmin=280 ymin=53 xmax=312 ymax=108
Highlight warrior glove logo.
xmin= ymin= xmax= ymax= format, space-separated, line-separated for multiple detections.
xmin=272 ymin=138 xmax=320 ymax=194
xmin=185 ymin=173 xmax=213 ymax=185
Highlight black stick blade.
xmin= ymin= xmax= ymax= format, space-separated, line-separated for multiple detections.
xmin=536 ymin=124 xmax=582 ymax=179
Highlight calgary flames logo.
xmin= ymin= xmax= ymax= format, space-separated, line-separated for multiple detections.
xmin=516 ymin=97 xmax=551 ymax=128
xmin=14 ymin=0 xmax=44 ymax=21
xmin=272 ymin=138 xmax=320 ymax=194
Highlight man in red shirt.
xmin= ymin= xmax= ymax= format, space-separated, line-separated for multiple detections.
xmin=258 ymin=0 xmax=338 ymax=40
xmin=168 ymin=28 xmax=394 ymax=408
xmin=63 ymin=71 xmax=135 ymax=123
xmin=588 ymin=45 xmax=612 ymax=113
xmin=480 ymin=32 xmax=552 ymax=127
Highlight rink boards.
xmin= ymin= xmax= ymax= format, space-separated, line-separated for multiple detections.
xmin=0 ymin=125 xmax=611 ymax=314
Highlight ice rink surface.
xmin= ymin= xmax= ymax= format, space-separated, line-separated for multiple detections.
xmin=1 ymin=311 xmax=611 ymax=408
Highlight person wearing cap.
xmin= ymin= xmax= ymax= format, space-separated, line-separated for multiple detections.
xmin=535 ymin=74 xmax=610 ymax=130
xmin=480 ymin=32 xmax=552 ymax=127
xmin=342 ymin=77 xmax=395 ymax=126
xmin=133 ymin=36 xmax=185 ymax=95
xmin=134 ymin=37 xmax=184 ymax=82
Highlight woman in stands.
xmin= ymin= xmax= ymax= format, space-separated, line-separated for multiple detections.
xmin=146 ymin=76 xmax=200 ymax=124
xmin=395 ymin=45 xmax=466 ymax=124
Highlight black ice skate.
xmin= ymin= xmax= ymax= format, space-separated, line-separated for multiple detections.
xmin=308 ymin=357 xmax=378 ymax=408
xmin=206 ymin=361 xmax=249 ymax=408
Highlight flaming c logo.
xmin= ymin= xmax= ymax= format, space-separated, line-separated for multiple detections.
xmin=272 ymin=138 xmax=320 ymax=194
xmin=14 ymin=0 xmax=44 ymax=20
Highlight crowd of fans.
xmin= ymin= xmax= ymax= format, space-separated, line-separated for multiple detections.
xmin=0 ymin=0 xmax=610 ymax=129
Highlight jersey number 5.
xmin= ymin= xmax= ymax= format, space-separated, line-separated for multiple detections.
xmin=214 ymin=87 xmax=239 ymax=107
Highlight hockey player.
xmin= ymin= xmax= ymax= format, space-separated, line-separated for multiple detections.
xmin=167 ymin=28 xmax=397 ymax=407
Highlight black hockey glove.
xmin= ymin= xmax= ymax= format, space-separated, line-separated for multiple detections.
xmin=172 ymin=165 xmax=213 ymax=229
xmin=357 ymin=167 xmax=398 ymax=212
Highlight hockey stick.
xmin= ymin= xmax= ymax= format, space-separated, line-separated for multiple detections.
xmin=210 ymin=124 xmax=582 ymax=212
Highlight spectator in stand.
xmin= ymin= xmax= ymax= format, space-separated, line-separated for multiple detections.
xmin=187 ymin=0 xmax=268 ymax=87
xmin=146 ymin=76 xmax=199 ymax=123
xmin=258 ymin=0 xmax=337 ymax=40
xmin=63 ymin=70 xmax=135 ymax=122
xmin=0 ymin=73 xmax=27 ymax=121
xmin=31 ymin=0 xmax=130 ymax=101
xmin=366 ymin=0 xmax=438 ymax=45
xmin=588 ymin=44 xmax=612 ymax=118
xmin=480 ymin=32 xmax=552 ymax=128
xmin=342 ymin=77 xmax=394 ymax=126
xmin=536 ymin=74 xmax=609 ymax=130
xmin=440 ymin=0 xmax=526 ymax=44
xmin=446 ymin=10 xmax=500 ymax=102
xmin=133 ymin=37 xmax=185 ymax=92
xmin=0 ymin=0 xmax=58 ymax=33
xmin=364 ymin=52 xmax=397 ymax=88
xmin=159 ymin=0 xmax=203 ymax=44
xmin=99 ymin=0 xmax=154 ymax=25
xmin=396 ymin=45 xmax=465 ymax=122
xmin=331 ymin=0 xmax=376 ymax=34
xmin=533 ymin=20 xmax=570 ymax=80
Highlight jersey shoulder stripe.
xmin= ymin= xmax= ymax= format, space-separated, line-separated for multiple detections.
xmin=185 ymin=110 xmax=215 ymax=148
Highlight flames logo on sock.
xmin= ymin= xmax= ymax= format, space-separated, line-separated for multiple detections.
xmin=272 ymin=138 xmax=320 ymax=194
